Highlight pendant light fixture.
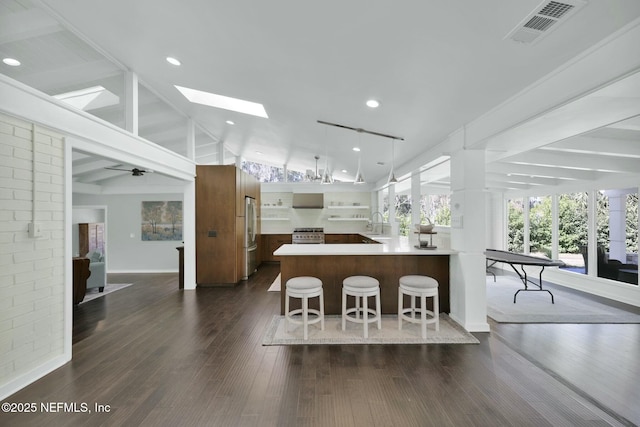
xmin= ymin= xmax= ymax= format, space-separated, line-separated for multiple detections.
xmin=321 ymin=128 xmax=333 ymax=184
xmin=387 ymin=138 xmax=398 ymax=184
xmin=354 ymin=133 xmax=365 ymax=184
xmin=354 ymin=155 xmax=365 ymax=184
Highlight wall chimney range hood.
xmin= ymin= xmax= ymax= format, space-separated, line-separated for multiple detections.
xmin=292 ymin=193 xmax=324 ymax=209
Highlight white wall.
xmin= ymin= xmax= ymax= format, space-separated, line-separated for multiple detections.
xmin=73 ymin=193 xmax=182 ymax=272
xmin=260 ymin=190 xmax=372 ymax=234
xmin=0 ymin=113 xmax=68 ymax=400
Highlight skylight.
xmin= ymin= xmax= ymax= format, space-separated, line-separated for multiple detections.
xmin=53 ymin=86 xmax=119 ymax=111
xmin=175 ymin=85 xmax=268 ymax=118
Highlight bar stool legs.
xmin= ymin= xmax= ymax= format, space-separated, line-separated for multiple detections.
xmin=398 ymin=275 xmax=439 ymax=339
xmin=342 ymin=275 xmax=381 ymax=338
xmin=285 ymin=276 xmax=324 ymax=340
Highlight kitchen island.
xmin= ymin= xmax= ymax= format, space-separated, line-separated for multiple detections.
xmin=274 ymin=235 xmax=456 ymax=315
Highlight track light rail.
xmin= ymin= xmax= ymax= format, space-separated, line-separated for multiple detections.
xmin=317 ymin=120 xmax=404 ymax=141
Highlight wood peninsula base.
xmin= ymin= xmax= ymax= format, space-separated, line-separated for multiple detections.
xmin=279 ymin=254 xmax=450 ymax=315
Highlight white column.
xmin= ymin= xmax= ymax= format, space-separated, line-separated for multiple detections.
xmin=235 ymin=156 xmax=241 ymax=168
xmin=183 ymin=179 xmax=196 ymax=290
xmin=218 ymin=143 xmax=225 ymax=165
xmin=551 ymin=194 xmax=559 ymax=260
xmin=125 ymin=71 xmax=138 ymax=135
xmin=283 ymin=164 xmax=288 ymax=182
xmin=608 ymin=192 xmax=626 ymax=262
xmin=449 ymin=136 xmax=490 ymax=332
xmin=411 ymin=173 xmax=421 ymax=227
xmin=523 ymin=197 xmax=530 ymax=253
xmin=588 ymin=189 xmax=597 ymax=276
xmin=388 ymin=183 xmax=397 ymax=236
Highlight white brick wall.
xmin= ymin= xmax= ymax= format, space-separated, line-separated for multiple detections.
xmin=0 ymin=113 xmax=65 ymax=390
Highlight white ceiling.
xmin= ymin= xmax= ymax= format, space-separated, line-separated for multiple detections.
xmin=1 ymin=0 xmax=640 ymax=191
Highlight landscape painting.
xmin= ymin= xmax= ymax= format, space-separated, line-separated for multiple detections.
xmin=141 ymin=201 xmax=183 ymax=241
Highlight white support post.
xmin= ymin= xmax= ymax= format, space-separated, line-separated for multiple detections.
xmin=388 ymin=183 xmax=397 ymax=236
xmin=524 ymin=197 xmax=530 ymax=254
xmin=411 ymin=173 xmax=421 ymax=227
xmin=183 ymin=179 xmax=196 ymax=290
xmin=218 ymin=142 xmax=225 ymax=165
xmin=552 ymin=194 xmax=559 ymax=260
xmin=449 ymin=129 xmax=490 ymax=332
xmin=125 ymin=71 xmax=138 ymax=135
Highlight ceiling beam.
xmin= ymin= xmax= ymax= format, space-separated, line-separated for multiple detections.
xmin=0 ymin=8 xmax=62 ymax=43
xmin=501 ymin=150 xmax=640 ymax=174
xmin=487 ymin=161 xmax=599 ymax=181
xmin=539 ymin=135 xmax=640 ymax=158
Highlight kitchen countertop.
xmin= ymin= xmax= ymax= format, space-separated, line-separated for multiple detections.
xmin=273 ymin=234 xmax=456 ymax=256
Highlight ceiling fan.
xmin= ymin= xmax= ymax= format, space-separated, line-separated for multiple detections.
xmin=104 ymin=166 xmax=153 ymax=176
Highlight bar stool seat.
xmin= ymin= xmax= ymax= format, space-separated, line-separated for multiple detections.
xmin=342 ymin=275 xmax=381 ymax=338
xmin=398 ymin=275 xmax=439 ymax=338
xmin=285 ymin=276 xmax=324 ymax=340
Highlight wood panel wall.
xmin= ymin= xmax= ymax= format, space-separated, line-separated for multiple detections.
xmin=196 ymin=165 xmax=260 ymax=286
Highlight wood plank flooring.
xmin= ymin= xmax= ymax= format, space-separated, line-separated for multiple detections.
xmin=2 ymin=265 xmax=638 ymax=426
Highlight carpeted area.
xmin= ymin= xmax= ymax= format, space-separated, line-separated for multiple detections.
xmin=262 ymin=313 xmax=479 ymax=345
xmin=80 ymin=283 xmax=132 ymax=303
xmin=487 ymin=276 xmax=640 ymax=323
xmin=267 ymin=273 xmax=281 ymax=292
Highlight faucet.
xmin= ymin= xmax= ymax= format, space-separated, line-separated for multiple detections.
xmin=371 ymin=211 xmax=385 ymax=235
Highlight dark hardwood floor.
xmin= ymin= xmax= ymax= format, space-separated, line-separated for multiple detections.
xmin=2 ymin=265 xmax=638 ymax=426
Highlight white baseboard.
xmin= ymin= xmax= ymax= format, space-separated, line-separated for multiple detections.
xmin=0 ymin=354 xmax=70 ymax=401
xmin=107 ymin=269 xmax=178 ymax=274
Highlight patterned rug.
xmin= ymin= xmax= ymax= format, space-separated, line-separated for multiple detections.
xmin=487 ymin=276 xmax=640 ymax=323
xmin=262 ymin=313 xmax=479 ymax=345
xmin=80 ymin=283 xmax=132 ymax=303
xmin=267 ymin=273 xmax=281 ymax=292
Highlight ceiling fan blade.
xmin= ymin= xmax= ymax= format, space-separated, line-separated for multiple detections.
xmin=104 ymin=166 xmax=130 ymax=172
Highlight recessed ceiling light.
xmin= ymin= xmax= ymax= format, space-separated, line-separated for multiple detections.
xmin=226 ymin=120 xmax=235 ymax=125
xmin=366 ymin=99 xmax=380 ymax=108
xmin=352 ymin=147 xmax=360 ymax=152
xmin=255 ymin=151 xmax=263 ymax=155
xmin=3 ymin=58 xmax=20 ymax=66
xmin=175 ymin=85 xmax=268 ymax=118
xmin=341 ymin=169 xmax=348 ymax=173
xmin=166 ymin=57 xmax=181 ymax=66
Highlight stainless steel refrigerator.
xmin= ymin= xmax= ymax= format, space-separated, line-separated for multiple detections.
xmin=244 ymin=196 xmax=258 ymax=279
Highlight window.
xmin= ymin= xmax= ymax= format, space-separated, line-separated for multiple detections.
xmin=395 ymin=193 xmax=411 ymax=236
xmin=558 ymin=192 xmax=588 ymax=274
xmin=596 ymin=189 xmax=638 ymax=284
xmin=422 ymin=194 xmax=451 ymax=226
xmin=241 ymin=160 xmax=305 ymax=183
xmin=529 ymin=196 xmax=551 ymax=257
xmin=507 ymin=198 xmax=524 ymax=253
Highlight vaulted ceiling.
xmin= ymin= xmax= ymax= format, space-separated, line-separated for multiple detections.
xmin=1 ymin=0 xmax=640 ymax=191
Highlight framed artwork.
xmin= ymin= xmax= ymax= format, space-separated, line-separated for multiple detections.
xmin=141 ymin=201 xmax=183 ymax=241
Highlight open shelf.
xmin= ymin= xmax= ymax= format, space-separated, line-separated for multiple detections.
xmin=327 ymin=205 xmax=369 ymax=209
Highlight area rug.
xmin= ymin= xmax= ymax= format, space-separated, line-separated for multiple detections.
xmin=80 ymin=283 xmax=133 ymax=303
xmin=267 ymin=273 xmax=281 ymax=292
xmin=487 ymin=276 xmax=640 ymax=323
xmin=262 ymin=313 xmax=479 ymax=345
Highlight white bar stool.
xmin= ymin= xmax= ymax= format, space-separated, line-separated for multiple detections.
xmin=398 ymin=275 xmax=439 ymax=339
xmin=342 ymin=275 xmax=381 ymax=338
xmin=285 ymin=276 xmax=324 ymax=340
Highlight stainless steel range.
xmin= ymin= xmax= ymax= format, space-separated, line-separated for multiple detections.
xmin=292 ymin=227 xmax=325 ymax=244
